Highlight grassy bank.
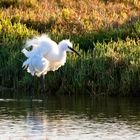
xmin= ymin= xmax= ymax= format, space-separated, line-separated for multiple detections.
xmin=0 ymin=0 xmax=140 ymax=96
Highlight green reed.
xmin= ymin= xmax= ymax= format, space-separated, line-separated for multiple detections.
xmin=0 ymin=18 xmax=139 ymax=96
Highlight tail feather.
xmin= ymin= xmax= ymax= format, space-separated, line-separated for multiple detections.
xmin=22 ymin=58 xmax=30 ymax=69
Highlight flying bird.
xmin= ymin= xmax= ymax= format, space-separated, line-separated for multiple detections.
xmin=22 ymin=34 xmax=80 ymax=78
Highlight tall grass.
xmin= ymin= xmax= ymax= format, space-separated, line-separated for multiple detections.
xmin=0 ymin=19 xmax=139 ymax=96
xmin=0 ymin=0 xmax=139 ymax=34
xmin=0 ymin=0 xmax=140 ymax=96
xmin=0 ymin=19 xmax=36 ymax=90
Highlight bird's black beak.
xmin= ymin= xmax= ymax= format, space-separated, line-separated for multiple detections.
xmin=68 ymin=47 xmax=81 ymax=57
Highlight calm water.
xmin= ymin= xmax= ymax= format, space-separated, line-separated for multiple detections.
xmin=0 ymin=95 xmax=140 ymax=140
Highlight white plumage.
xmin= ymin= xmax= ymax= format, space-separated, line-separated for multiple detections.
xmin=22 ymin=34 xmax=80 ymax=77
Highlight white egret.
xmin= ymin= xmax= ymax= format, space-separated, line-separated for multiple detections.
xmin=21 ymin=34 xmax=80 ymax=92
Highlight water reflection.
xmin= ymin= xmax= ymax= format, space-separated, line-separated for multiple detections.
xmin=0 ymin=96 xmax=140 ymax=140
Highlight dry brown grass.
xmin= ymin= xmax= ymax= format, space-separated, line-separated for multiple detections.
xmin=0 ymin=0 xmax=139 ymax=34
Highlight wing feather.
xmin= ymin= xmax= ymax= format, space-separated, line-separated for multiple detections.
xmin=22 ymin=34 xmax=58 ymax=58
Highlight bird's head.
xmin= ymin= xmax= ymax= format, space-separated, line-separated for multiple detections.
xmin=59 ymin=39 xmax=80 ymax=56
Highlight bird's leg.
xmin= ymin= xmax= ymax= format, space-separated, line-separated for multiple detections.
xmin=29 ymin=75 xmax=35 ymax=100
xmin=41 ymin=75 xmax=46 ymax=93
xmin=42 ymin=75 xmax=46 ymax=92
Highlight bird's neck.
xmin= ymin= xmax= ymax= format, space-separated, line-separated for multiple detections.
xmin=57 ymin=50 xmax=66 ymax=61
xmin=51 ymin=44 xmax=66 ymax=61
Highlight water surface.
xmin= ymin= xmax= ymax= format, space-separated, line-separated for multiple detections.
xmin=0 ymin=96 xmax=140 ymax=140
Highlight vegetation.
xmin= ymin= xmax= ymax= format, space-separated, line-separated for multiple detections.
xmin=0 ymin=0 xmax=140 ymax=96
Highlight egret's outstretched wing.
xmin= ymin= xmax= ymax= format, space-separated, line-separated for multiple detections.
xmin=24 ymin=34 xmax=49 ymax=49
xmin=22 ymin=34 xmax=58 ymax=58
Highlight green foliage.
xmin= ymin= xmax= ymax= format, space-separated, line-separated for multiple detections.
xmin=0 ymin=0 xmax=139 ymax=96
xmin=41 ymin=39 xmax=139 ymax=96
xmin=0 ymin=19 xmax=36 ymax=89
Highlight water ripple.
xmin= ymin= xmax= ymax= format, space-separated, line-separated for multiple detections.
xmin=0 ymin=97 xmax=139 ymax=140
